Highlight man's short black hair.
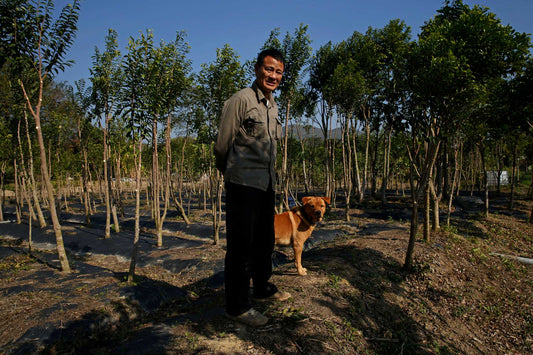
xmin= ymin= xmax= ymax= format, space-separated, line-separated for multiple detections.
xmin=256 ymin=48 xmax=285 ymax=67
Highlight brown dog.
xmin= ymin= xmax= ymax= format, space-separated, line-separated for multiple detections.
xmin=274 ymin=196 xmax=330 ymax=275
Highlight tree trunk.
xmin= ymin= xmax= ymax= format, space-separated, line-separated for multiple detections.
xmin=361 ymin=111 xmax=371 ymax=203
xmin=102 ymin=112 xmax=120 ymax=236
xmin=341 ymin=114 xmax=352 ymax=222
xmin=110 ymin=149 xmax=119 ymax=233
xmin=351 ymin=117 xmax=362 ymax=202
xmin=446 ymin=143 xmax=460 ymax=226
xmin=479 ymin=145 xmax=490 ymax=218
xmin=527 ymin=167 xmax=533 ymax=199
xmin=0 ymin=162 xmax=5 ymax=221
xmin=370 ymin=127 xmax=381 ymax=198
xmin=429 ymin=179 xmax=441 ymax=232
xmin=28 ymin=203 xmax=33 ymax=256
xmin=81 ymin=147 xmax=91 ymax=225
xmin=381 ymin=128 xmax=392 ymax=205
xmin=103 ymin=119 xmax=112 ymax=238
xmin=178 ymin=133 xmax=189 ymax=206
xmin=13 ymin=160 xmax=22 ymax=224
xmin=20 ymin=171 xmax=36 ymax=223
xmin=36 ymin=120 xmax=70 ymax=271
xmin=172 ymin=135 xmax=191 ymax=225
xmin=16 ymin=121 xmax=36 ymax=223
xmin=508 ymin=139 xmax=517 ymax=210
xmin=280 ymin=99 xmax=291 ymax=211
xmin=128 ymin=139 xmax=143 ymax=282
xmin=295 ymin=125 xmax=310 ymax=195
xmin=170 ymin=180 xmax=191 ymax=224
xmin=423 ymin=182 xmax=430 ymax=242
xmin=324 ymin=111 xmax=334 ymax=202
xmin=163 ymin=114 xmax=171 ymax=229
xmin=329 ymin=135 xmax=337 ymax=206
xmin=403 ymin=135 xmax=440 ymax=272
xmin=23 ymin=111 xmax=47 ymax=228
xmin=211 ymin=169 xmax=222 ymax=245
xmin=115 ymin=150 xmax=124 ymax=217
xmin=20 ymin=80 xmax=70 ymax=273
xmin=404 ymin=165 xmax=419 ymax=272
xmin=152 ymin=117 xmax=164 ymax=247
xmin=155 ymin=114 xmax=172 ymax=247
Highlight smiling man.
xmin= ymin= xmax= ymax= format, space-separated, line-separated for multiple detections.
xmin=215 ymin=48 xmax=290 ymax=327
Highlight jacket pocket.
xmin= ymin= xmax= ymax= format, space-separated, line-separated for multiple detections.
xmin=241 ymin=116 xmax=266 ymax=138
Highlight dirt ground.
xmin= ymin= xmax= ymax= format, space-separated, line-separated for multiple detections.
xmin=0 ymin=191 xmax=532 ymax=354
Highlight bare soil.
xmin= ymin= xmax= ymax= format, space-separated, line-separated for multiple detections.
xmin=0 ymin=191 xmax=532 ymax=354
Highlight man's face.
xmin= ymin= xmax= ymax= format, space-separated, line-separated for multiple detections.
xmin=255 ymin=55 xmax=284 ymax=96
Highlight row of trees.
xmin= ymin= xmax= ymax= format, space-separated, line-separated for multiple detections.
xmin=1 ymin=1 xmax=532 ymax=275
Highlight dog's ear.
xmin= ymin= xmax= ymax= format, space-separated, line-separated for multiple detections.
xmin=302 ymin=196 xmax=311 ymax=205
xmin=321 ymin=197 xmax=331 ymax=205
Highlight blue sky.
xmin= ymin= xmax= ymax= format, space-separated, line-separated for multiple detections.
xmin=54 ymin=0 xmax=533 ymax=86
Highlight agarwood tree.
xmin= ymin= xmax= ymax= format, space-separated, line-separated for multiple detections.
xmin=122 ymin=31 xmax=151 ymax=281
xmin=143 ymin=30 xmax=192 ymax=247
xmin=73 ymin=79 xmax=93 ymax=225
xmin=260 ymin=24 xmax=312 ymax=210
xmin=308 ymin=42 xmax=341 ymax=200
xmin=17 ymin=0 xmax=81 ymax=273
xmin=401 ymin=0 xmax=531 ymax=270
xmin=196 ymin=44 xmax=247 ymax=244
xmin=90 ymin=28 xmax=122 ymax=238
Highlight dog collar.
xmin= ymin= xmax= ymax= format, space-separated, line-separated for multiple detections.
xmin=295 ymin=208 xmax=314 ymax=227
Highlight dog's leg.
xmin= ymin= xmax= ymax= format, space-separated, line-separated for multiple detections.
xmin=287 ymin=211 xmax=306 ymax=275
xmin=292 ymin=242 xmax=307 ymax=276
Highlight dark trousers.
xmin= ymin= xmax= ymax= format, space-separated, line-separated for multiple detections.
xmin=224 ymin=182 xmax=277 ymax=316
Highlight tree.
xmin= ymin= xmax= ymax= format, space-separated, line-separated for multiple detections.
xmin=144 ymin=31 xmax=192 ymax=247
xmin=328 ymin=57 xmax=364 ymax=220
xmin=308 ymin=42 xmax=341 ymax=200
xmin=73 ymin=79 xmax=93 ymax=225
xmin=506 ymin=58 xmax=533 ymax=222
xmin=401 ymin=0 xmax=531 ymax=270
xmin=17 ymin=0 xmax=81 ymax=272
xmin=0 ymin=89 xmax=13 ymax=221
xmin=261 ymin=25 xmax=312 ymax=210
xmin=1 ymin=0 xmax=45 ymax=226
xmin=122 ymin=31 xmax=151 ymax=282
xmin=373 ymin=20 xmax=412 ymax=205
xmin=347 ymin=29 xmax=388 ymax=203
xmin=196 ymin=44 xmax=247 ymax=244
xmin=90 ymin=29 xmax=122 ymax=238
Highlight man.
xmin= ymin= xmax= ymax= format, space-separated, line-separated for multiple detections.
xmin=214 ymin=48 xmax=291 ymax=327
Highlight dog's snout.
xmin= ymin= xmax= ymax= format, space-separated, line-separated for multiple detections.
xmin=315 ymin=211 xmax=322 ymax=217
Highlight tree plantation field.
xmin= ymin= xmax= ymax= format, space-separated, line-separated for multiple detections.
xmin=1 ymin=1 xmax=533 ymax=353
xmin=2 ymin=0 xmax=532 ymax=269
xmin=0 ymin=185 xmax=532 ymax=354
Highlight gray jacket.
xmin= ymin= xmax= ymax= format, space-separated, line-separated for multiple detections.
xmin=214 ymin=81 xmax=282 ymax=191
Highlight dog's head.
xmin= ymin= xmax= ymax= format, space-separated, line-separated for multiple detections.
xmin=301 ymin=196 xmax=330 ymax=223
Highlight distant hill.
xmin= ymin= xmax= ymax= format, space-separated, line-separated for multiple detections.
xmin=283 ymin=124 xmax=342 ymax=140
xmin=174 ymin=124 xmax=343 ymax=140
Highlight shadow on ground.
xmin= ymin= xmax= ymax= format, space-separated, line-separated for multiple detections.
xmin=1 ymin=195 xmax=489 ymax=354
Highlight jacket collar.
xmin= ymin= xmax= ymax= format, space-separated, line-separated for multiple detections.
xmin=252 ymin=80 xmax=273 ymax=105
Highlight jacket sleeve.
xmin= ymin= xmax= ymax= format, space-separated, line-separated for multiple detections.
xmin=214 ymin=95 xmax=243 ymax=173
